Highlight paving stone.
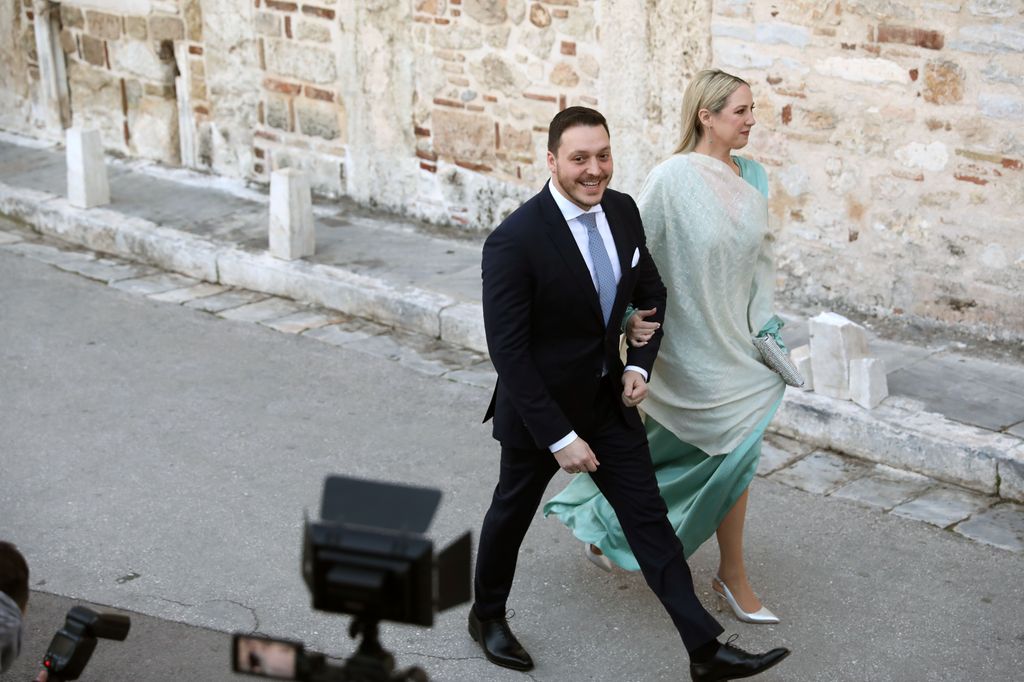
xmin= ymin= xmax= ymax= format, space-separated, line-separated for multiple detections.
xmin=768 ymin=450 xmax=871 ymax=495
xmin=891 ymin=486 xmax=994 ymax=528
xmin=2 ymin=241 xmax=95 ymax=267
xmin=217 ymin=296 xmax=304 ymax=323
xmin=55 ymin=257 xmax=157 ymax=283
xmin=0 ymin=230 xmax=23 ymax=244
xmin=260 ymin=308 xmax=347 ymax=334
xmin=110 ymin=272 xmax=200 ymax=296
xmin=444 ymin=360 xmax=497 ymax=389
xmin=831 ymin=466 xmax=934 ymax=511
xmin=148 ymin=282 xmax=229 ymax=304
xmin=183 ymin=289 xmax=269 ymax=313
xmin=304 ymin=319 xmax=388 ymax=346
xmin=758 ymin=433 xmax=814 ymax=476
xmin=1008 ymin=421 xmax=1024 ymax=439
xmin=953 ymin=503 xmax=1024 ymax=552
xmin=346 ymin=333 xmax=451 ymax=377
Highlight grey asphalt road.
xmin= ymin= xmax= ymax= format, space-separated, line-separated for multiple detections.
xmin=2 ymin=248 xmax=1022 ymax=682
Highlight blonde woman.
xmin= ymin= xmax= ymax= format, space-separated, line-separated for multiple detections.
xmin=545 ymin=69 xmax=787 ymax=625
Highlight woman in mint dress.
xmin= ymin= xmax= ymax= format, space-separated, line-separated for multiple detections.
xmin=544 ymin=69 xmax=788 ymax=624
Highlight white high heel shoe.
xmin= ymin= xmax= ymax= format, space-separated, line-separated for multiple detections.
xmin=712 ymin=575 xmax=780 ymax=624
xmin=583 ymin=542 xmax=613 ymax=572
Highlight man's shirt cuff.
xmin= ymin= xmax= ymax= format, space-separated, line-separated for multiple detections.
xmin=624 ymin=365 xmax=649 ymax=382
xmin=549 ymin=431 xmax=578 ymax=453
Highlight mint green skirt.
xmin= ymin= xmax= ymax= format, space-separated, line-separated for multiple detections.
xmin=542 ymin=398 xmax=782 ymax=571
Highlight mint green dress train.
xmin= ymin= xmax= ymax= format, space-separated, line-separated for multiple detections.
xmin=543 ymin=156 xmax=783 ymax=570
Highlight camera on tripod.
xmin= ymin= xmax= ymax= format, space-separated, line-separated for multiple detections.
xmin=41 ymin=606 xmax=131 ymax=681
xmin=232 ymin=474 xmax=472 ymax=681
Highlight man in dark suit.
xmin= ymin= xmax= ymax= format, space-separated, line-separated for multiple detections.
xmin=470 ymin=107 xmax=790 ymax=681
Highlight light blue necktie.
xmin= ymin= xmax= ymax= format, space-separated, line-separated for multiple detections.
xmin=577 ymin=211 xmax=616 ymax=326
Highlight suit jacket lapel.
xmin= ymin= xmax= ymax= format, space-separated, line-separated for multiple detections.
xmin=539 ymin=183 xmax=604 ymax=322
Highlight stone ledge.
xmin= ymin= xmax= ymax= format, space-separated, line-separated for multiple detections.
xmin=771 ymin=388 xmax=1022 ymax=499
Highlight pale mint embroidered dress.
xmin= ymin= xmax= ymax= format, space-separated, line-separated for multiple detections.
xmin=543 ymin=154 xmax=786 ymax=570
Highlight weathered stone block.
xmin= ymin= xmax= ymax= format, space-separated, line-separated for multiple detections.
xmin=86 ymin=11 xmax=122 ymax=40
xmin=59 ymin=29 xmax=76 ymax=54
xmin=979 ymin=94 xmax=1024 ymax=121
xmin=814 ymin=56 xmax=909 ymax=84
xmin=61 ymin=5 xmax=84 ymax=29
xmin=808 ymin=312 xmax=869 ymax=400
xmin=254 ymin=12 xmax=281 ymax=37
xmin=433 ymin=108 xmax=494 ymax=163
xmin=849 ymin=357 xmax=888 ymax=409
xmin=264 ymin=39 xmax=336 ymax=83
xmin=80 ymin=34 xmax=106 ymax=67
xmin=470 ymin=53 xmax=528 ymax=96
xmin=923 ymin=60 xmax=964 ymax=104
xmin=129 ymin=95 xmax=179 ymax=163
xmin=297 ymin=103 xmax=341 ymax=140
xmin=464 ymin=0 xmax=508 ymax=24
xmin=894 ymin=141 xmax=949 ymax=171
xmin=499 ymin=123 xmax=531 ymax=153
xmin=269 ymin=168 xmax=315 ymax=260
xmin=66 ymin=127 xmax=110 ymax=208
xmin=183 ymin=0 xmax=204 ymax=41
xmin=124 ymin=17 xmax=148 ymax=41
xmin=109 ymin=40 xmax=175 ymax=83
xmin=266 ymin=95 xmax=291 ymax=131
xmin=149 ymin=15 xmax=185 ymax=41
xmin=550 ymin=62 xmax=579 ymax=87
xmin=68 ymin=63 xmax=124 ymax=148
xmin=529 ymin=2 xmax=550 ymax=27
xmin=296 ymin=20 xmax=331 ymax=43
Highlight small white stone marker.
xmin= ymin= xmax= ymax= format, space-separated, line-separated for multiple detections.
xmin=269 ymin=168 xmax=315 ymax=260
xmin=808 ymin=312 xmax=869 ymax=400
xmin=849 ymin=357 xmax=889 ymax=409
xmin=66 ymin=128 xmax=110 ymax=209
xmin=790 ymin=344 xmax=813 ymax=392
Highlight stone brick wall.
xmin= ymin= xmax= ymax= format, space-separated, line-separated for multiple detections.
xmin=0 ymin=0 xmax=1021 ymax=338
xmin=709 ymin=0 xmax=1024 ymax=338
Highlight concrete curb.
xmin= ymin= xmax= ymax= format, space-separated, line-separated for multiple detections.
xmin=771 ymin=390 xmax=1021 ymax=498
xmin=0 ymin=179 xmax=485 ymax=351
xmin=2 ymin=178 xmax=1021 ymax=502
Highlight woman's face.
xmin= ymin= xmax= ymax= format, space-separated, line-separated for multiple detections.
xmin=705 ymin=84 xmax=756 ymax=150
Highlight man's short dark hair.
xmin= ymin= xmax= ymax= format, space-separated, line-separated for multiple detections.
xmin=547 ymin=106 xmax=609 ymax=153
xmin=0 ymin=541 xmax=29 ymax=612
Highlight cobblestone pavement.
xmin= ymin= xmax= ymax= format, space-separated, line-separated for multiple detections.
xmin=3 ymin=221 xmax=1021 ymax=555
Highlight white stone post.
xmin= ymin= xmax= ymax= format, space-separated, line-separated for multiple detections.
xmin=269 ymin=168 xmax=315 ymax=260
xmin=66 ymin=128 xmax=110 ymax=209
xmin=849 ymin=357 xmax=889 ymax=409
xmin=808 ymin=312 xmax=869 ymax=400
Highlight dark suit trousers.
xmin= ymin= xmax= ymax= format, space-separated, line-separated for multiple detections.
xmin=473 ymin=379 xmax=724 ymax=653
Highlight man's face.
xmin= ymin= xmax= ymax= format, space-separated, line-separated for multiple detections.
xmin=547 ymin=124 xmax=613 ymax=210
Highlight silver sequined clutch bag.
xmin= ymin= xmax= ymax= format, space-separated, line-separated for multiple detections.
xmin=753 ymin=334 xmax=805 ymax=388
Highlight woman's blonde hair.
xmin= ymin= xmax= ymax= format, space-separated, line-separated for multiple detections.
xmin=674 ymin=69 xmax=750 ymax=154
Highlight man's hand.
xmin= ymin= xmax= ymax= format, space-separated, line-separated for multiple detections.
xmin=553 ymin=437 xmax=599 ymax=474
xmin=622 ymin=370 xmax=648 ymax=407
xmin=626 ymin=307 xmax=660 ymax=347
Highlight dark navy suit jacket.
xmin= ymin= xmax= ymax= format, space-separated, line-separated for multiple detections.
xmin=482 ymin=182 xmax=668 ymax=450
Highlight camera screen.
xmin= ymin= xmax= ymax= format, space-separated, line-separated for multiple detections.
xmin=47 ymin=632 xmax=78 ymax=660
xmin=233 ymin=635 xmax=300 ymax=680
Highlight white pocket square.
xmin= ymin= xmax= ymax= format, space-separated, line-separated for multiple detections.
xmin=631 ymin=247 xmax=640 ymax=268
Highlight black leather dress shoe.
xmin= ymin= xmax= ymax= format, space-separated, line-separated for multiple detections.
xmin=468 ymin=609 xmax=534 ymax=671
xmin=690 ymin=638 xmax=790 ymax=681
